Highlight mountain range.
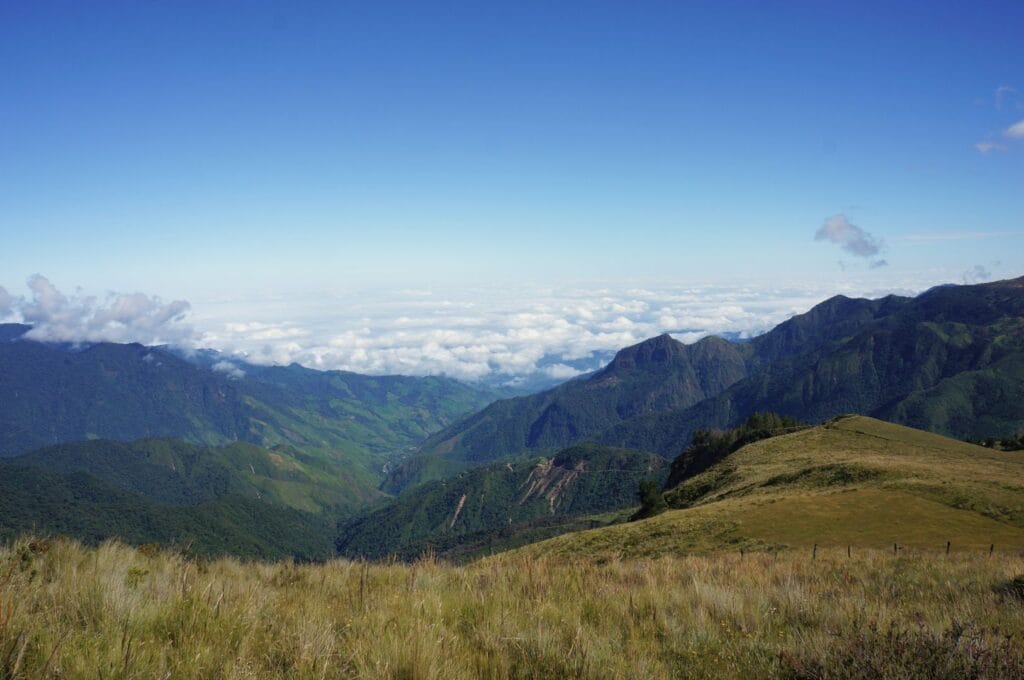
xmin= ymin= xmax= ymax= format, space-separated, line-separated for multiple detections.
xmin=390 ymin=277 xmax=1024 ymax=492
xmin=1 ymin=276 xmax=1022 ymax=560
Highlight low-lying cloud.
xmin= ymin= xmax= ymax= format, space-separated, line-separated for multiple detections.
xmin=4 ymin=274 xmax=953 ymax=386
xmin=3 ymin=275 xmax=194 ymax=346
xmin=193 ymin=283 xmax=887 ymax=385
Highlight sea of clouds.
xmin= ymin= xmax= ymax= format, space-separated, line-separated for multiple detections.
xmin=182 ymin=281 xmax=926 ymax=388
xmin=0 ymin=274 xmax=967 ymax=388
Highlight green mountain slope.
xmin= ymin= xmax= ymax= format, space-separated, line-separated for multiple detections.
xmin=0 ymin=465 xmax=332 ymax=560
xmin=386 ymin=291 xmax=928 ymax=490
xmin=385 ymin=334 xmax=750 ymax=491
xmin=0 ymin=330 xmax=496 ymax=506
xmin=338 ymin=444 xmax=666 ymax=560
xmin=595 ymin=277 xmax=1024 ymax=456
xmin=11 ymin=438 xmax=360 ymax=514
xmin=515 ymin=416 xmax=1024 ymax=560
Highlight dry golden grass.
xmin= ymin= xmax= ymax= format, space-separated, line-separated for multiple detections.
xmin=2 ymin=536 xmax=1023 ymax=679
xmin=522 ymin=416 xmax=1024 ymax=561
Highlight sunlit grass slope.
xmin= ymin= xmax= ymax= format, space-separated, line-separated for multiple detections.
xmin=519 ymin=416 xmax=1024 ymax=560
xmin=2 ymin=537 xmax=1023 ymax=678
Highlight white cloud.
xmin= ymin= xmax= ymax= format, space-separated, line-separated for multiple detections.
xmin=543 ymin=363 xmax=585 ymax=380
xmin=5 ymin=274 xmax=963 ymax=385
xmin=975 ymin=141 xmax=1007 ymax=153
xmin=9 ymin=274 xmax=194 ymax=346
xmin=814 ymin=214 xmax=884 ymax=258
xmin=194 ymin=284 xmax=862 ymax=383
xmin=211 ymin=360 xmax=245 ymax=379
xmin=1006 ymin=119 xmax=1024 ymax=139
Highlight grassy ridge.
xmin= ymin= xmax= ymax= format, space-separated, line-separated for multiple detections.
xmin=2 ymin=537 xmax=1023 ymax=678
xmin=519 ymin=416 xmax=1024 ymax=561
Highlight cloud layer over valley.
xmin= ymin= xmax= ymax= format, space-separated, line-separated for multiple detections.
xmin=188 ymin=282 xmax=924 ymax=387
xmin=0 ymin=274 xmax=987 ymax=388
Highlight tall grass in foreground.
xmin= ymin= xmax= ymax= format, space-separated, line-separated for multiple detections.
xmin=2 ymin=537 xmax=1023 ymax=679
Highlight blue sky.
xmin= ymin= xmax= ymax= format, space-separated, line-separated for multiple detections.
xmin=1 ymin=2 xmax=1022 ymax=379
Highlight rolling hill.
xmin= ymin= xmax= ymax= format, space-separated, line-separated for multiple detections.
xmin=514 ymin=416 xmax=1024 ymax=560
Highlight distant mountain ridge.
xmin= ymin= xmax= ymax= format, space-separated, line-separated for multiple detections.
xmin=392 ymin=276 xmax=1024 ymax=490
xmin=595 ymin=276 xmax=1024 ymax=454
xmin=383 ymin=333 xmax=751 ymax=492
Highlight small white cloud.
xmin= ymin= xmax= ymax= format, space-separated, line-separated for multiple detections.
xmin=1006 ymin=119 xmax=1024 ymax=139
xmin=542 ymin=363 xmax=584 ymax=380
xmin=814 ymin=214 xmax=884 ymax=258
xmin=975 ymin=141 xmax=1007 ymax=153
xmin=212 ymin=360 xmax=245 ymax=379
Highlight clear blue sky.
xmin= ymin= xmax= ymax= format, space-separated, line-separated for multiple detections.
xmin=2 ymin=1 xmax=1022 ymax=300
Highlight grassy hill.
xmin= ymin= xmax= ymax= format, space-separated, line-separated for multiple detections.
xmin=516 ymin=416 xmax=1024 ymax=561
xmin=337 ymin=444 xmax=666 ymax=560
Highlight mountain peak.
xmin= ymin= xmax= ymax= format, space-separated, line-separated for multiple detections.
xmin=602 ymin=333 xmax=685 ymax=372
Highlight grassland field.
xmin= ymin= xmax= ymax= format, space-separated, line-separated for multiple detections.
xmin=2 ymin=536 xmax=1023 ymax=679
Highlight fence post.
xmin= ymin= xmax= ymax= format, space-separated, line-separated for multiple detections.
xmin=946 ymin=541 xmax=950 ymax=555
xmin=893 ymin=543 xmax=898 ymax=557
xmin=847 ymin=545 xmax=851 ymax=559
xmin=812 ymin=544 xmax=817 ymax=560
xmin=989 ymin=543 xmax=994 ymax=557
